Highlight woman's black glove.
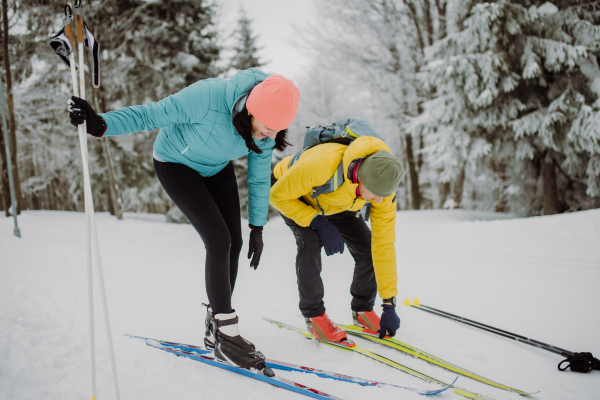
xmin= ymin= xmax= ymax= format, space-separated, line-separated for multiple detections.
xmin=247 ymin=224 xmax=264 ymax=270
xmin=68 ymin=96 xmax=107 ymax=137
xmin=309 ymin=215 xmax=344 ymax=256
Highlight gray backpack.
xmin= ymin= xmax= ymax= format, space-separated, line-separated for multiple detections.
xmin=288 ymin=119 xmax=385 ymax=220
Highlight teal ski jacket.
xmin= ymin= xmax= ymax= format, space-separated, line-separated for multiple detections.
xmin=99 ymin=68 xmax=273 ymax=226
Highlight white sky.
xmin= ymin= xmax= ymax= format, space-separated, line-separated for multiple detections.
xmin=216 ymin=0 xmax=314 ymax=82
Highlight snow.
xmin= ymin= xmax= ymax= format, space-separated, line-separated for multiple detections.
xmin=1 ymin=209 xmax=599 ymax=400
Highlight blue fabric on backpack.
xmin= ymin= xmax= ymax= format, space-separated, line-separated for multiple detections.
xmin=98 ymin=68 xmax=274 ymax=226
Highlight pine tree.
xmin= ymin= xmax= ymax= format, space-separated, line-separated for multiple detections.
xmin=230 ymin=5 xmax=263 ymax=219
xmin=9 ymin=0 xmax=221 ymax=215
xmin=413 ymin=0 xmax=600 ymax=216
xmin=231 ymin=6 xmax=263 ymax=71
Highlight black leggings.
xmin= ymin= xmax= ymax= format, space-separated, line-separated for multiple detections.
xmin=154 ymin=159 xmax=242 ymax=314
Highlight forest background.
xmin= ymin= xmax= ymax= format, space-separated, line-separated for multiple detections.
xmin=1 ymin=0 xmax=599 ymax=223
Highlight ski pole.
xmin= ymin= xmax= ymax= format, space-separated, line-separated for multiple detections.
xmin=405 ymin=298 xmax=600 ymax=373
xmin=72 ymin=3 xmax=122 ymax=399
xmin=57 ymin=5 xmax=98 ymax=398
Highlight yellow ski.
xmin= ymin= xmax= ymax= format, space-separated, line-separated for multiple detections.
xmin=339 ymin=324 xmax=537 ymax=396
xmin=264 ymin=317 xmax=496 ymax=400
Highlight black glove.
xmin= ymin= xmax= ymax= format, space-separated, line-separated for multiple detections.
xmin=379 ymin=304 xmax=400 ymax=339
xmin=68 ymin=96 xmax=107 ymax=137
xmin=309 ymin=215 xmax=344 ymax=256
xmin=247 ymin=224 xmax=263 ymax=270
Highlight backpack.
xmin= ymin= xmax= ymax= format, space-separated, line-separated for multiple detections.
xmin=288 ymin=119 xmax=385 ymax=220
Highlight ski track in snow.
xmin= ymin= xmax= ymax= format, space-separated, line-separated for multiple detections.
xmin=1 ymin=209 xmax=599 ymax=400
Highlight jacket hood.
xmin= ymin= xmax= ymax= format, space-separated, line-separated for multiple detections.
xmin=226 ymin=68 xmax=269 ymax=115
xmin=342 ymin=136 xmax=392 ymax=184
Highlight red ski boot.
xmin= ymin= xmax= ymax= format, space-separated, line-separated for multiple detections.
xmin=352 ymin=310 xmax=381 ymax=335
xmin=305 ymin=312 xmax=355 ymax=347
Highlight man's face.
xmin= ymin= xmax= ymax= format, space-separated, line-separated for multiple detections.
xmin=357 ymin=178 xmax=383 ymax=203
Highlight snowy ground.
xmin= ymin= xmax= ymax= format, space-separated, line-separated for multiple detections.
xmin=1 ymin=209 xmax=599 ymax=400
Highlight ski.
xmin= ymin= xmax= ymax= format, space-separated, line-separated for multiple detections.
xmin=264 ymin=318 xmax=496 ymax=400
xmin=126 ymin=334 xmax=448 ymax=396
xmin=137 ymin=337 xmax=343 ymax=400
xmin=338 ymin=324 xmax=537 ymax=396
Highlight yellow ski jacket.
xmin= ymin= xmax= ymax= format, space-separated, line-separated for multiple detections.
xmin=271 ymin=136 xmax=397 ymax=299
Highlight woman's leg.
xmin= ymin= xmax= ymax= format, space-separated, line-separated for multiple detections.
xmin=202 ymin=162 xmax=243 ymax=295
xmin=153 ymin=159 xmax=239 ymax=314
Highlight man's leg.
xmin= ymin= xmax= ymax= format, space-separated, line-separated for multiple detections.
xmin=327 ymin=212 xmax=377 ymax=312
xmin=281 ymin=214 xmax=325 ymax=318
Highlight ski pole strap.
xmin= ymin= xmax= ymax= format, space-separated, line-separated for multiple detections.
xmin=557 ymin=352 xmax=600 ymax=373
xmin=73 ymin=0 xmax=101 ymax=87
xmin=49 ymin=5 xmax=76 ymax=69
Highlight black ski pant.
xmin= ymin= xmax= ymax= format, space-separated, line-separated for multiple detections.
xmin=281 ymin=211 xmax=377 ymax=318
xmin=154 ymin=159 xmax=242 ymax=314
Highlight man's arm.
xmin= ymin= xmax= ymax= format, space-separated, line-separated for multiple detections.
xmin=369 ymin=195 xmax=398 ymax=299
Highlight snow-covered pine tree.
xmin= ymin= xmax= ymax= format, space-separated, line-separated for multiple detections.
xmin=229 ymin=5 xmax=263 ymax=220
xmin=10 ymin=0 xmax=221 ymax=215
xmin=85 ymin=0 xmax=221 ymax=215
xmin=413 ymin=0 xmax=600 ymax=215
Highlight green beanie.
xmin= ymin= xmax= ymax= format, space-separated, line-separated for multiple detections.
xmin=357 ymin=150 xmax=404 ymax=197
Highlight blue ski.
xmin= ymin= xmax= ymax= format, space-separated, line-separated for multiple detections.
xmin=127 ymin=334 xmax=449 ymax=396
xmin=140 ymin=338 xmax=343 ymax=400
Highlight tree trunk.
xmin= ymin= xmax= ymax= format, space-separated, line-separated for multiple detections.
xmin=0 ymin=123 xmax=9 ymax=215
xmin=438 ymin=178 xmax=450 ymax=209
xmin=541 ymin=154 xmax=559 ymax=215
xmin=103 ymin=138 xmax=122 ymax=219
xmin=453 ymin=166 xmax=465 ymax=208
xmin=405 ymin=133 xmax=421 ymax=209
xmin=91 ymin=85 xmax=122 ymax=220
xmin=434 ymin=0 xmax=447 ymax=40
xmin=403 ymin=0 xmax=425 ymax=56
xmin=422 ymin=0 xmax=434 ymax=47
xmin=2 ymin=0 xmax=21 ymax=214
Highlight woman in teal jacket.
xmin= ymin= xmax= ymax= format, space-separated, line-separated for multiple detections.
xmin=68 ymin=68 xmax=300 ymax=373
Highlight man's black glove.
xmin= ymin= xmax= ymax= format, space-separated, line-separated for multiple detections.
xmin=68 ymin=96 xmax=107 ymax=137
xmin=247 ymin=224 xmax=263 ymax=270
xmin=379 ymin=304 xmax=400 ymax=339
xmin=309 ymin=215 xmax=344 ymax=256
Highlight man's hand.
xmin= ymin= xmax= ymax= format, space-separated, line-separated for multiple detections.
xmin=379 ymin=304 xmax=400 ymax=338
xmin=309 ymin=215 xmax=344 ymax=256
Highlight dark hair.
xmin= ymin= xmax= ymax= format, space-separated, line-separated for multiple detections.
xmin=232 ymin=101 xmax=291 ymax=154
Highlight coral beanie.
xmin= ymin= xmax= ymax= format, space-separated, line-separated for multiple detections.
xmin=246 ymin=74 xmax=300 ymax=131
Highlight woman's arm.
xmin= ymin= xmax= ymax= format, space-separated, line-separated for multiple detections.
xmin=100 ymin=79 xmax=212 ymax=137
xmin=247 ymin=147 xmax=274 ymax=227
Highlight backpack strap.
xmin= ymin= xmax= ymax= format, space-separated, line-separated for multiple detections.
xmin=311 ymin=161 xmax=345 ymax=198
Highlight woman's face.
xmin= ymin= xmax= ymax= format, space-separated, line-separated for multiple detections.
xmin=249 ymin=112 xmax=279 ymax=140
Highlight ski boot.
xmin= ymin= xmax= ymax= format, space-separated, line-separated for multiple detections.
xmin=353 ymin=310 xmax=381 ymax=335
xmin=203 ymin=303 xmax=215 ymax=350
xmin=204 ymin=306 xmax=274 ymax=376
xmin=305 ymin=312 xmax=355 ymax=348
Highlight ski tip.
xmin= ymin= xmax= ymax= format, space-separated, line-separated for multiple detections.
xmin=403 ymin=298 xmax=411 ymax=306
xmin=412 ymin=297 xmax=421 ymax=306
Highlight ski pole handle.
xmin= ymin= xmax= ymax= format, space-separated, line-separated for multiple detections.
xmin=75 ymin=0 xmax=84 ymax=43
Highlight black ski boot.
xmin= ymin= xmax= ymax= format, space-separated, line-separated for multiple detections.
xmin=205 ymin=307 xmax=274 ymax=376
xmin=203 ymin=304 xmax=215 ymax=350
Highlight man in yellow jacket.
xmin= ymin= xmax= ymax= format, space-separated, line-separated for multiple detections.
xmin=270 ymin=126 xmax=404 ymax=345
